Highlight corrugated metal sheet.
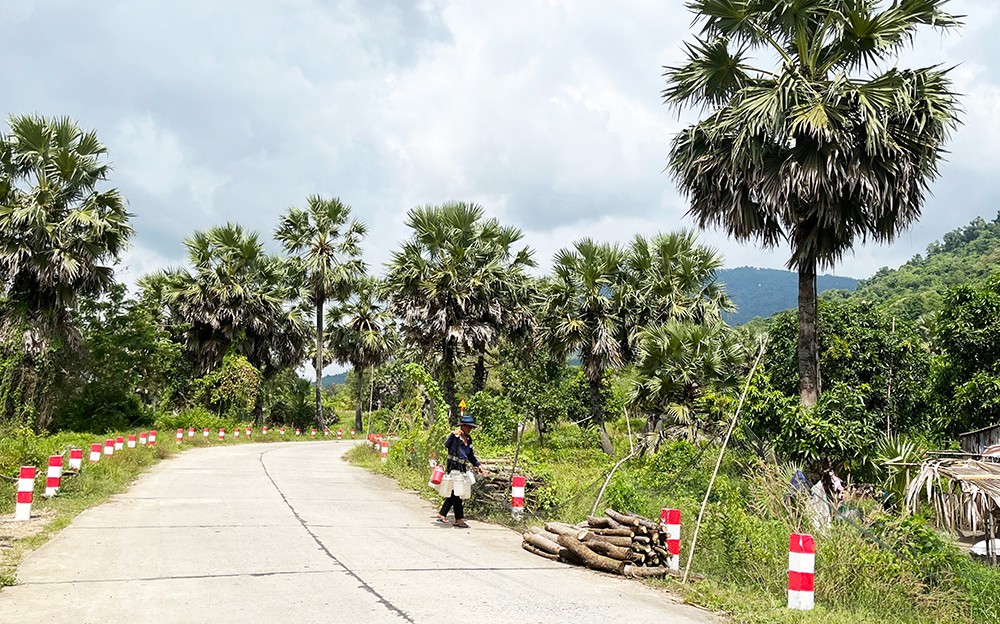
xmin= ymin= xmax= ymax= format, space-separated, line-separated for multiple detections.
xmin=960 ymin=423 xmax=1000 ymax=455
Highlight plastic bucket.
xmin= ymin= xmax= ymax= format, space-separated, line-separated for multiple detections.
xmin=452 ymin=471 xmax=472 ymax=499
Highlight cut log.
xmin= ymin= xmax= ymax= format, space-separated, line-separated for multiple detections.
xmin=580 ymin=538 xmax=632 ymax=561
xmin=652 ymin=545 xmax=671 ymax=559
xmin=587 ymin=515 xmax=612 ymax=529
xmin=605 ymin=508 xmax=640 ymax=527
xmin=589 ymin=527 xmax=634 ymax=538
xmin=523 ymin=532 xmax=563 ymax=556
xmin=544 ymin=522 xmax=581 ymax=537
xmin=627 ymin=513 xmax=660 ymax=531
xmin=556 ymin=535 xmax=625 ymax=575
xmin=632 ymin=536 xmax=651 ymax=545
xmin=522 ymin=542 xmax=560 ymax=561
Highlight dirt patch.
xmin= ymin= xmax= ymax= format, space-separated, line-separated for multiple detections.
xmin=0 ymin=509 xmax=56 ymax=543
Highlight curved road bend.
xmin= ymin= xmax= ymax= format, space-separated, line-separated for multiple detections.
xmin=0 ymin=442 xmax=717 ymax=624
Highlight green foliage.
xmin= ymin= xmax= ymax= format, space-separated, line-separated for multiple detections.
xmin=194 ymin=352 xmax=261 ymax=420
xmin=154 ymin=406 xmax=240 ymax=431
xmin=467 ymin=390 xmax=519 ymax=445
xmin=55 ymin=384 xmax=152 ymax=433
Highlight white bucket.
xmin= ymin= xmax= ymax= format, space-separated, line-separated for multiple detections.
xmin=452 ymin=470 xmax=472 ymax=499
xmin=437 ymin=474 xmax=454 ymax=497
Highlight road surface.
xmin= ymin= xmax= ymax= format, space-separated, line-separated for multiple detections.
xmin=0 ymin=441 xmax=717 ymax=623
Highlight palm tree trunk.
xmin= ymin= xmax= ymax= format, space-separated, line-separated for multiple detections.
xmin=798 ymin=259 xmax=821 ymax=406
xmin=589 ymin=377 xmax=615 ymax=455
xmin=472 ymin=352 xmax=487 ymax=394
xmin=443 ymin=340 xmax=458 ymax=426
xmin=354 ymin=364 xmax=364 ymax=433
xmin=315 ymin=297 xmax=325 ymax=427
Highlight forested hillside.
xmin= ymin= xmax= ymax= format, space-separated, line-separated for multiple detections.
xmin=847 ymin=213 xmax=1000 ymax=320
xmin=718 ymin=267 xmax=858 ymax=325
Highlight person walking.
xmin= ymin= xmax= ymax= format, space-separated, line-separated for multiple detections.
xmin=436 ymin=414 xmax=485 ymax=528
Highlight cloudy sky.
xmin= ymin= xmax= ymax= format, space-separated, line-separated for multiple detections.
xmin=2 ymin=0 xmax=998 ymax=283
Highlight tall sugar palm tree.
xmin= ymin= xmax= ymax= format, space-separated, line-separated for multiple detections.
xmin=326 ymin=277 xmax=395 ymax=432
xmin=385 ymin=201 xmax=534 ymax=424
xmin=275 ymin=196 xmax=366 ymax=427
xmin=0 ymin=114 xmax=132 ymax=340
xmin=664 ymin=0 xmax=960 ymax=405
xmin=0 ymin=115 xmax=132 ymax=428
xmin=538 ymin=239 xmax=627 ymax=454
xmin=623 ymin=231 xmax=733 ymax=360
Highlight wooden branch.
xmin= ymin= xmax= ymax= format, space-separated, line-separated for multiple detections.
xmin=588 ymin=527 xmax=634 ymax=538
xmin=576 ymin=530 xmax=633 ymax=548
xmin=522 ymin=542 xmax=560 ymax=561
xmin=556 ymin=535 xmax=626 ymax=575
xmin=578 ymin=537 xmax=633 ymax=561
xmin=587 ymin=515 xmax=612 ymax=529
xmin=605 ymin=508 xmax=640 ymax=527
xmin=523 ymin=532 xmax=562 ymax=556
xmin=544 ymin=522 xmax=581 ymax=537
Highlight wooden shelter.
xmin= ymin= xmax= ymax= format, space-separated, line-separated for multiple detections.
xmin=905 ymin=458 xmax=1000 ymax=564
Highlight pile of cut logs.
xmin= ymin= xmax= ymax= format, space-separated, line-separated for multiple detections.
xmin=521 ymin=508 xmax=691 ymax=579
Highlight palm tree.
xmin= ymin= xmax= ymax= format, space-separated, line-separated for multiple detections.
xmin=385 ymin=201 xmax=534 ymax=424
xmin=630 ymin=320 xmax=745 ymax=440
xmin=275 ymin=195 xmax=366 ymax=427
xmin=623 ymin=231 xmax=734 ymax=360
xmin=664 ymin=1 xmax=960 ymax=406
xmin=0 ymin=115 xmax=132 ymax=428
xmin=538 ymin=239 xmax=627 ymax=454
xmin=0 ymin=114 xmax=132 ymax=340
xmin=326 ymin=277 xmax=395 ymax=432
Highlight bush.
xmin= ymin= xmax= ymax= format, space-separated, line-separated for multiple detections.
xmin=467 ymin=390 xmax=519 ymax=445
xmin=153 ymin=407 xmax=240 ymax=432
xmin=54 ymin=383 xmax=154 ymax=433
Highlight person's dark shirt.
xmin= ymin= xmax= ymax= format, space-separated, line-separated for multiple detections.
xmin=444 ymin=432 xmax=480 ymax=472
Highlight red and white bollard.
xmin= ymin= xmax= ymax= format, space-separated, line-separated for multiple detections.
xmin=788 ymin=533 xmax=815 ymax=610
xmin=280 ymin=427 xmax=285 ymax=436
xmin=44 ymin=456 xmax=63 ymax=497
xmin=234 ymin=428 xmax=240 ymax=438
xmin=89 ymin=443 xmax=102 ymax=463
xmin=311 ymin=428 xmax=317 ymax=438
xmin=69 ymin=448 xmax=83 ymax=471
xmin=337 ymin=429 xmax=342 ymax=440
xmin=14 ymin=466 xmax=36 ymax=520
xmin=219 ymin=428 xmax=225 ymax=440
xmin=148 ymin=430 xmax=157 ymax=446
xmin=176 ymin=428 xmax=183 ymax=443
xmin=295 ymin=428 xmax=301 ymax=436
xmin=139 ymin=432 xmax=147 ymax=445
xmin=350 ymin=428 xmax=355 ymax=436
xmin=262 ymin=426 xmax=268 ymax=435
xmin=203 ymin=427 xmax=210 ymax=438
xmin=114 ymin=436 xmax=124 ymax=451
xmin=245 ymin=427 xmax=251 ymax=437
xmin=324 ymin=427 xmax=330 ymax=436
xmin=661 ymin=508 xmax=681 ymax=570
xmin=127 ymin=434 xmax=137 ymax=449
xmin=380 ymin=441 xmax=389 ymax=463
xmin=188 ymin=427 xmax=195 ymax=438
xmin=511 ymin=475 xmax=526 ymax=518
xmin=103 ymin=439 xmax=114 ymax=456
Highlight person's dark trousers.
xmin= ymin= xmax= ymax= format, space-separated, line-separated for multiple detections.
xmin=439 ymin=494 xmax=464 ymax=520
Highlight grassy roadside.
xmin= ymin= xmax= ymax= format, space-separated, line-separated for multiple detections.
xmin=0 ymin=427 xmax=354 ymax=587
xmin=346 ymin=426 xmax=1000 ymax=624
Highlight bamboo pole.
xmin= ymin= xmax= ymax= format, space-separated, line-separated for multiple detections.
xmin=682 ymin=337 xmax=767 ymax=584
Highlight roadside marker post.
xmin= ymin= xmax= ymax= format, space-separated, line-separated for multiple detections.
xmin=139 ymin=432 xmax=147 ymax=445
xmin=114 ymin=436 xmax=124 ymax=451
xmin=324 ymin=427 xmax=329 ymax=436
xmin=661 ymin=509 xmax=681 ymax=570
xmin=188 ymin=427 xmax=195 ymax=438
xmin=234 ymin=428 xmax=240 ymax=438
xmin=219 ymin=428 xmax=226 ymax=440
xmin=127 ymin=434 xmax=137 ymax=449
xmin=245 ymin=427 xmax=251 ymax=437
xmin=262 ymin=426 xmax=268 ymax=435
xmin=176 ymin=429 xmax=183 ymax=444
xmin=103 ymin=439 xmax=114 ymax=456
xmin=337 ymin=429 xmax=342 ymax=441
xmin=89 ymin=444 xmax=102 ymax=463
xmin=311 ymin=428 xmax=316 ymax=438
xmin=295 ymin=428 xmax=301 ymax=436
xmin=148 ymin=430 xmax=157 ymax=446
xmin=69 ymin=448 xmax=83 ymax=471
xmin=380 ymin=441 xmax=389 ymax=463
xmin=204 ymin=427 xmax=210 ymax=438
xmin=44 ymin=456 xmax=63 ymax=497
xmin=14 ymin=466 xmax=36 ymax=520
xmin=511 ymin=475 xmax=525 ymax=518
xmin=788 ymin=533 xmax=816 ymax=610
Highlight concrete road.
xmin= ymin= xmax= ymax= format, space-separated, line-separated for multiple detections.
xmin=0 ymin=442 xmax=717 ymax=624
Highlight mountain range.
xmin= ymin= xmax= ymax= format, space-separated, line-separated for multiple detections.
xmin=718 ymin=267 xmax=858 ymax=325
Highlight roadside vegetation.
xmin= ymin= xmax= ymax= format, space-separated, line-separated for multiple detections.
xmin=2 ymin=2 xmax=999 ymax=622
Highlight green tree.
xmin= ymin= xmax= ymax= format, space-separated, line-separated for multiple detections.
xmin=385 ymin=202 xmax=534 ymax=424
xmin=538 ymin=239 xmax=627 ymax=454
xmin=326 ymin=277 xmax=395 ymax=432
xmin=0 ymin=115 xmax=132 ymax=428
xmin=275 ymin=195 xmax=366 ymax=428
xmin=664 ymin=1 xmax=960 ymax=406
